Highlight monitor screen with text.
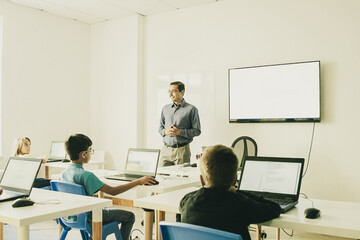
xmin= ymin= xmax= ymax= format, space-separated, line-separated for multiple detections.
xmin=239 ymin=160 xmax=302 ymax=195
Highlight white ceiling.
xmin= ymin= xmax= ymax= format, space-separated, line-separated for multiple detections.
xmin=8 ymin=0 xmax=220 ymax=24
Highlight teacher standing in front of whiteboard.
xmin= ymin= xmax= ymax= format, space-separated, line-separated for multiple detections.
xmin=159 ymin=81 xmax=201 ymax=166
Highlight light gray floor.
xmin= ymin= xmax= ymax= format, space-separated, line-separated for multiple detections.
xmin=3 ymin=205 xmax=354 ymax=240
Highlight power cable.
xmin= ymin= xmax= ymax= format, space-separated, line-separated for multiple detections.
xmin=302 ymin=122 xmax=316 ymax=178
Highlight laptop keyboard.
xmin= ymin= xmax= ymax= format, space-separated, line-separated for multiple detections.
xmin=0 ymin=190 xmax=22 ymax=199
xmin=47 ymin=159 xmax=63 ymax=163
xmin=267 ymin=198 xmax=293 ymax=205
xmin=123 ymin=174 xmax=141 ymax=178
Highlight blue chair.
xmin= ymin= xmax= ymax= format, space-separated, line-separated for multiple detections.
xmin=159 ymin=221 xmax=242 ymax=240
xmin=50 ymin=180 xmax=122 ymax=240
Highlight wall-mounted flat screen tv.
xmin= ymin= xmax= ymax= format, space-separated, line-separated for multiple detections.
xmin=229 ymin=61 xmax=320 ymax=123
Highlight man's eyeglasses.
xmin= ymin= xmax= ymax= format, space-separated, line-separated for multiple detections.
xmin=168 ymin=90 xmax=179 ymax=94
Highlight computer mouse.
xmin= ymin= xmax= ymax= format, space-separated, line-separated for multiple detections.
xmin=304 ymin=208 xmax=321 ymax=219
xmin=145 ymin=180 xmax=159 ymax=186
xmin=62 ymin=159 xmax=71 ymax=163
xmin=191 ymin=163 xmax=197 ymax=167
xmin=12 ymin=198 xmax=35 ymax=208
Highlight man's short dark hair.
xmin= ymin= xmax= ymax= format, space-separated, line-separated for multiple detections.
xmin=170 ymin=81 xmax=185 ymax=92
xmin=65 ymin=134 xmax=92 ymax=160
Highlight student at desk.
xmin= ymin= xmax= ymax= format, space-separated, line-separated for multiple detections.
xmin=13 ymin=137 xmax=51 ymax=188
xmin=180 ymin=145 xmax=281 ymax=240
xmin=61 ymin=134 xmax=157 ymax=240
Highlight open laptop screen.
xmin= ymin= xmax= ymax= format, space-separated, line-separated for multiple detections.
xmin=239 ymin=157 xmax=303 ymax=195
xmin=125 ymin=148 xmax=160 ymax=176
xmin=0 ymin=157 xmax=42 ymax=193
xmin=50 ymin=141 xmax=66 ymax=158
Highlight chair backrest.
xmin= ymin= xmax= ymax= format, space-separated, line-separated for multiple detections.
xmin=50 ymin=180 xmax=88 ymax=231
xmin=231 ymin=136 xmax=258 ymax=170
xmin=51 ymin=180 xmax=87 ymax=195
xmin=160 ymin=222 xmax=242 ymax=240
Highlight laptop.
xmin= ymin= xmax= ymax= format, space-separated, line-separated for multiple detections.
xmin=0 ymin=157 xmax=42 ymax=202
xmin=105 ymin=148 xmax=160 ymax=181
xmin=238 ymin=156 xmax=304 ymax=213
xmin=47 ymin=141 xmax=67 ymax=162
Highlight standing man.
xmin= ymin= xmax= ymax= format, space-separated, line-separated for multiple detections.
xmin=159 ymin=81 xmax=201 ymax=166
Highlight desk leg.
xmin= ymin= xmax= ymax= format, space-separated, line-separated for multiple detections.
xmin=276 ymin=228 xmax=280 ymax=240
xmin=92 ymin=208 xmax=103 ymax=240
xmin=58 ymin=224 xmax=63 ymax=236
xmin=156 ymin=210 xmax=165 ymax=240
xmin=45 ymin=166 xmax=49 ymax=179
xmin=256 ymin=225 xmax=261 ymax=240
xmin=98 ymin=191 xmax=104 ymax=198
xmin=0 ymin=222 xmax=3 ymax=240
xmin=17 ymin=225 xmax=29 ymax=240
xmin=144 ymin=209 xmax=154 ymax=240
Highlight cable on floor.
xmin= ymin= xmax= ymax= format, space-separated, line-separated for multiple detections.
xmin=282 ymin=228 xmax=294 ymax=237
xmin=131 ymin=228 xmax=144 ymax=240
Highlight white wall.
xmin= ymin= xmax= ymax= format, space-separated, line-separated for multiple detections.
xmin=89 ymin=15 xmax=144 ymax=171
xmin=143 ymin=0 xmax=360 ymax=202
xmin=3 ymin=0 xmax=360 ymax=202
xmin=0 ymin=0 xmax=90 ymax=166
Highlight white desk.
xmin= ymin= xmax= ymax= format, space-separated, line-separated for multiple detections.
xmin=133 ymin=187 xmax=199 ymax=240
xmin=157 ymin=165 xmax=199 ymax=178
xmin=50 ymin=168 xmax=200 ymax=207
xmin=0 ymin=188 xmax=112 ymax=240
xmin=100 ymin=176 xmax=200 ymax=207
xmin=134 ymin=186 xmax=198 ymax=213
xmin=44 ymin=161 xmax=106 ymax=179
xmin=261 ymin=198 xmax=360 ymax=239
xmin=158 ymin=165 xmax=243 ymax=181
xmin=134 ymin=187 xmax=360 ymax=240
xmin=100 ymin=176 xmax=200 ymax=240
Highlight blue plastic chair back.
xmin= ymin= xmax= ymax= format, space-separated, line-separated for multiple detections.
xmin=51 ymin=181 xmax=90 ymax=236
xmin=160 ymin=221 xmax=242 ymax=240
xmin=51 ymin=180 xmax=87 ymax=195
xmin=50 ymin=180 xmax=122 ymax=240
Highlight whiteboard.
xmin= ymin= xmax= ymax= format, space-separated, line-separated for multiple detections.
xmin=229 ymin=61 xmax=320 ymax=123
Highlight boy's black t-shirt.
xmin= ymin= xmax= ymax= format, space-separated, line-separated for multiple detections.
xmin=180 ymin=187 xmax=281 ymax=240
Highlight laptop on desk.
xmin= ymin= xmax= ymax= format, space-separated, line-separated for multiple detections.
xmin=0 ymin=157 xmax=42 ymax=202
xmin=238 ymin=156 xmax=304 ymax=213
xmin=47 ymin=141 xmax=68 ymax=162
xmin=105 ymin=148 xmax=160 ymax=181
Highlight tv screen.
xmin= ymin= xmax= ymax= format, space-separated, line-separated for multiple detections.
xmin=229 ymin=61 xmax=320 ymax=123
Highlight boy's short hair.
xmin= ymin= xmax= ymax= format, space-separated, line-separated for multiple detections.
xmin=170 ymin=81 xmax=185 ymax=92
xmin=65 ymin=134 xmax=92 ymax=160
xmin=200 ymin=145 xmax=239 ymax=189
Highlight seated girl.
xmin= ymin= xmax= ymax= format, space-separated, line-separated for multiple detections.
xmin=13 ymin=137 xmax=51 ymax=188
